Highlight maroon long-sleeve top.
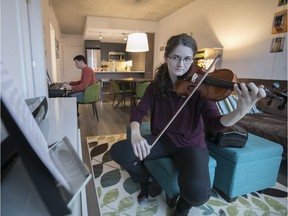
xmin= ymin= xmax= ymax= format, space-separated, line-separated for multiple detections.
xmin=130 ymin=83 xmax=225 ymax=148
xmin=70 ymin=66 xmax=96 ymax=92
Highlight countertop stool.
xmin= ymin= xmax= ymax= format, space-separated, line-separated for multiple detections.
xmin=126 ymin=122 xmax=217 ymax=208
xmin=208 ymin=133 xmax=283 ymax=202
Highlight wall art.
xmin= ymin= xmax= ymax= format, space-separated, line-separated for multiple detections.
xmin=278 ymin=0 xmax=287 ymax=6
xmin=271 ymin=10 xmax=287 ymax=34
xmin=270 ymin=37 xmax=285 ymax=53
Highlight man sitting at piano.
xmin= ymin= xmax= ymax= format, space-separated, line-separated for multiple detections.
xmin=63 ymin=55 xmax=96 ymax=102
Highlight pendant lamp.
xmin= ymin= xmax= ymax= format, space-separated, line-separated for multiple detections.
xmin=126 ymin=0 xmax=149 ymax=52
xmin=126 ymin=32 xmax=149 ymax=52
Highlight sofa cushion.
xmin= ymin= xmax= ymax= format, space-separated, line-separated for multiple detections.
xmin=236 ymin=113 xmax=287 ymax=159
xmin=216 ymin=95 xmax=261 ymax=115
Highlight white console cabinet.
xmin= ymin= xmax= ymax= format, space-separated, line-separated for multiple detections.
xmin=39 ymin=97 xmax=88 ymax=216
xmin=1 ymin=97 xmax=88 ymax=216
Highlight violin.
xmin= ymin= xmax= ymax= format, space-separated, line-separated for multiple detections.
xmin=175 ymin=64 xmax=237 ymax=101
xmin=175 ymin=62 xmax=287 ymax=101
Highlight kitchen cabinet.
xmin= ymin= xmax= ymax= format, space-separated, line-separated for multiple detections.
xmin=125 ymin=52 xmax=132 ymax=61
xmin=144 ymin=33 xmax=154 ymax=79
xmin=131 ymin=52 xmax=145 ymax=71
xmin=85 ymin=40 xmax=101 ymax=49
xmin=100 ymin=42 xmax=126 ymax=61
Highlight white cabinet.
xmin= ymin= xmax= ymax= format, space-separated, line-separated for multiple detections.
xmin=39 ymin=97 xmax=88 ymax=216
xmin=1 ymin=98 xmax=88 ymax=216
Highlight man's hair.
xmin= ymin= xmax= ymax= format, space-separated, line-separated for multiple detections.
xmin=73 ymin=55 xmax=87 ymax=64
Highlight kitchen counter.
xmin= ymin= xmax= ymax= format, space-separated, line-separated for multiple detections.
xmin=95 ymin=71 xmax=145 ymax=80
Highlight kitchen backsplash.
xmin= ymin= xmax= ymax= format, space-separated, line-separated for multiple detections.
xmin=100 ymin=60 xmax=133 ymax=72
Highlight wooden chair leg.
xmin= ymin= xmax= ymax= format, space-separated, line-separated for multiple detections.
xmin=77 ymin=103 xmax=80 ymax=117
xmin=130 ymin=96 xmax=136 ymax=111
xmin=95 ymin=103 xmax=99 ymax=122
xmin=92 ymin=103 xmax=99 ymax=121
xmin=112 ymin=94 xmax=116 ymax=107
xmin=123 ymin=93 xmax=126 ymax=107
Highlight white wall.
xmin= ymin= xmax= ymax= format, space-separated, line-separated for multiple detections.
xmin=1 ymin=0 xmax=47 ymax=99
xmin=2 ymin=0 xmax=286 ymax=100
xmin=157 ymin=0 xmax=287 ymax=80
xmin=61 ymin=34 xmax=85 ymax=82
xmin=1 ymin=0 xmax=35 ymax=99
xmin=42 ymin=0 xmax=62 ymax=82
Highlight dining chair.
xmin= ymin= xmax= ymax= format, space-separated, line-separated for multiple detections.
xmin=131 ymin=81 xmax=150 ymax=109
xmin=77 ymin=82 xmax=100 ymax=121
xmin=111 ymin=80 xmax=133 ymax=107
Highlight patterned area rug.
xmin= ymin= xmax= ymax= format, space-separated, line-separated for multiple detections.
xmin=87 ymin=134 xmax=288 ymax=216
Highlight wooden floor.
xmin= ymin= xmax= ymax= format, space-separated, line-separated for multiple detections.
xmin=78 ymin=97 xmax=287 ymax=216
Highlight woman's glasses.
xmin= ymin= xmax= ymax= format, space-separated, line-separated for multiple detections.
xmin=167 ymin=55 xmax=194 ymax=64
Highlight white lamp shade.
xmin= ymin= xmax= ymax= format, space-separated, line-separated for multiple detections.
xmin=126 ymin=32 xmax=149 ymax=52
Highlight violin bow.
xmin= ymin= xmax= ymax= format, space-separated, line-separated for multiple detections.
xmin=150 ymin=54 xmax=222 ymax=149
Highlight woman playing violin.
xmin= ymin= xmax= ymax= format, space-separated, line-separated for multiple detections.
xmin=110 ymin=33 xmax=266 ymax=216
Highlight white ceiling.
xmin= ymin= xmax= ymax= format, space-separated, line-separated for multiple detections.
xmin=50 ymin=0 xmax=195 ymax=43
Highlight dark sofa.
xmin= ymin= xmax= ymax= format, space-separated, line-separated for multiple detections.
xmin=216 ymin=78 xmax=287 ymax=159
xmin=237 ymin=97 xmax=287 ymax=159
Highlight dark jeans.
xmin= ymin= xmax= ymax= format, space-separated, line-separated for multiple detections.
xmin=110 ymin=134 xmax=211 ymax=208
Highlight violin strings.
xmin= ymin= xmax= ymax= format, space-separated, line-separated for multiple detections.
xmin=204 ymin=77 xmax=235 ymax=90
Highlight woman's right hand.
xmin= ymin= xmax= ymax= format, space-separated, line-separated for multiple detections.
xmin=130 ymin=122 xmax=151 ymax=161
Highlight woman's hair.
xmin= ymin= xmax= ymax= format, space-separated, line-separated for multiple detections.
xmin=153 ymin=33 xmax=197 ymax=98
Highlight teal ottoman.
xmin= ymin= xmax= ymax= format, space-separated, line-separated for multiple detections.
xmin=208 ymin=133 xmax=283 ymax=202
xmin=127 ymin=122 xmax=217 ymax=207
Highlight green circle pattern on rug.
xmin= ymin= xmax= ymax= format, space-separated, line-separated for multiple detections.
xmin=87 ymin=134 xmax=288 ymax=216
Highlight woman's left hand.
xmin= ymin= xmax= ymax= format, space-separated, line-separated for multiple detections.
xmin=234 ymin=82 xmax=266 ymax=116
xmin=220 ymin=83 xmax=266 ymax=127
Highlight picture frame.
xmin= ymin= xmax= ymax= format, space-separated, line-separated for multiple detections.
xmin=270 ymin=37 xmax=285 ymax=53
xmin=278 ymin=0 xmax=287 ymax=6
xmin=271 ymin=10 xmax=287 ymax=34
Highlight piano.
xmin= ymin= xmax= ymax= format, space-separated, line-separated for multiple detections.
xmin=48 ymin=83 xmax=66 ymax=97
xmin=47 ymin=71 xmax=66 ymax=97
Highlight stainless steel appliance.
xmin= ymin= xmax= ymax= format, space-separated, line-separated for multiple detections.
xmin=86 ymin=49 xmax=101 ymax=69
xmin=108 ymin=52 xmax=125 ymax=61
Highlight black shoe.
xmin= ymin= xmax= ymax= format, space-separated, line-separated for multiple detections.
xmin=137 ymin=191 xmax=148 ymax=205
xmin=174 ymin=197 xmax=190 ymax=216
xmin=174 ymin=206 xmax=189 ymax=216
xmin=137 ymin=180 xmax=149 ymax=205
